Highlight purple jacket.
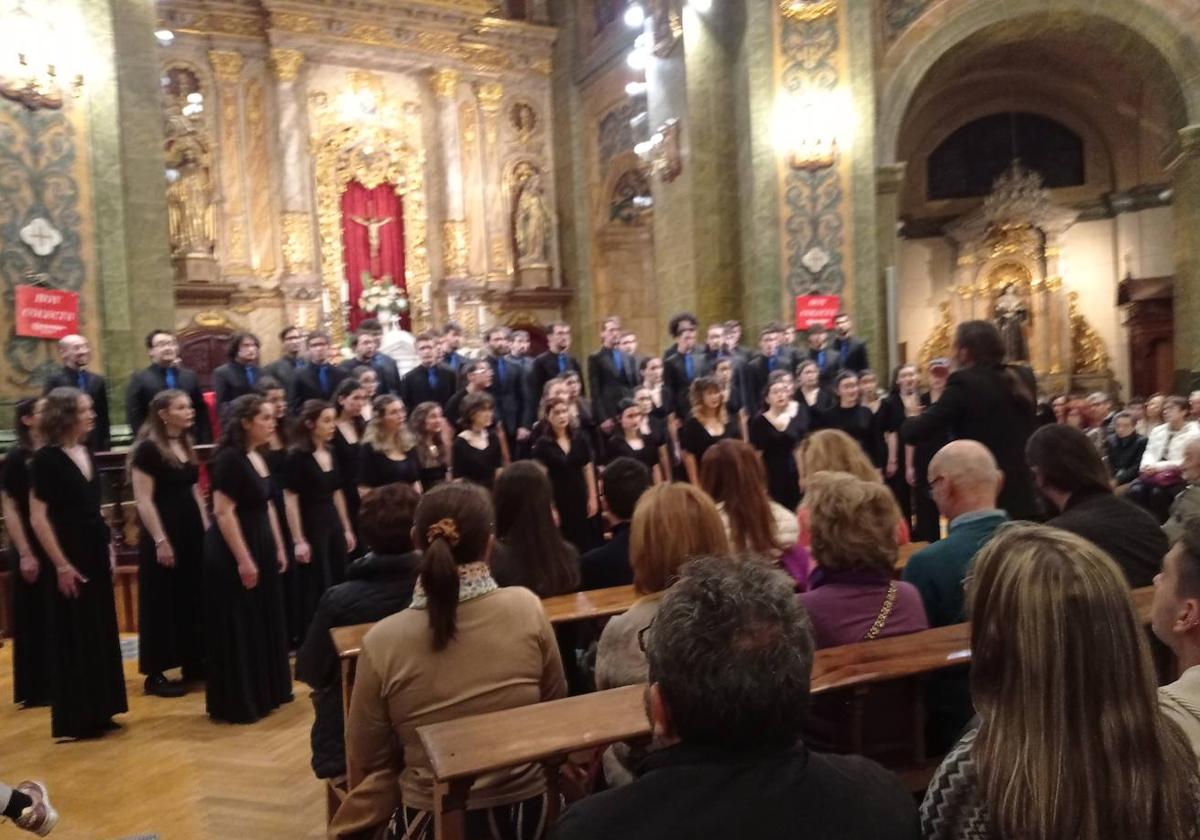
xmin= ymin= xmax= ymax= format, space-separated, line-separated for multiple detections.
xmin=798 ymin=569 xmax=929 ymax=649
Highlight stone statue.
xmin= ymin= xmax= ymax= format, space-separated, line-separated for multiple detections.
xmin=166 ymin=139 xmax=214 ymax=257
xmin=514 ymin=173 xmax=550 ymax=268
xmin=994 ymin=283 xmax=1029 ymax=362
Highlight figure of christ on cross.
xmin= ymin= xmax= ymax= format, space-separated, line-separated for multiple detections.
xmin=350 ymin=214 xmax=394 ymax=266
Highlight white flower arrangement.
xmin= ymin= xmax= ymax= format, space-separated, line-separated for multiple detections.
xmin=358 ymin=272 xmax=409 ymax=314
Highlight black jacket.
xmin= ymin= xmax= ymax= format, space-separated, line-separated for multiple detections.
xmin=265 ymin=354 xmax=305 ymax=396
xmin=1048 ymin=488 xmax=1167 ymax=588
xmin=212 ymin=362 xmax=262 ymax=408
xmin=126 ymin=364 xmax=212 ymax=443
xmin=803 ymin=345 xmax=841 ymax=386
xmin=588 ymin=347 xmax=637 ymax=422
xmin=44 ymin=366 xmax=111 ymax=451
xmin=832 ymin=335 xmax=869 ymax=374
xmin=486 ymin=353 xmax=532 ymax=434
xmin=290 ymin=363 xmax=348 ymax=414
xmin=400 ymin=362 xmax=457 ymax=413
xmin=900 ymin=364 xmax=1038 ymax=519
xmin=529 ymin=350 xmax=582 ymax=408
xmin=551 ymin=742 xmax=919 ymax=840
xmin=663 ymin=351 xmax=709 ymax=419
xmin=294 ymin=550 xmax=421 ymax=779
xmin=340 ymin=353 xmax=401 ymax=396
xmin=1107 ymin=432 xmax=1148 ymax=485
xmin=580 ymin=522 xmax=633 ymax=590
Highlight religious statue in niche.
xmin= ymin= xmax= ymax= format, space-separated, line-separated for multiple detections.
xmin=165 ymin=130 xmax=215 ymax=258
xmin=510 ymin=101 xmax=537 ymax=144
xmin=993 ymin=283 xmax=1030 ymax=362
xmin=513 ymin=169 xmax=551 ymax=269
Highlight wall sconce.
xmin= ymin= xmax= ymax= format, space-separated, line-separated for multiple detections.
xmin=634 ymin=118 xmax=682 ymax=183
xmin=0 ymin=1 xmax=84 ymax=110
xmin=775 ymin=90 xmax=851 ymax=172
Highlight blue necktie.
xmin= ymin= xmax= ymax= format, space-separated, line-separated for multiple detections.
xmin=840 ymin=342 xmax=848 ymax=366
xmin=685 ymin=355 xmax=694 ymax=380
xmin=497 ymin=357 xmax=505 ymax=384
xmin=768 ymin=355 xmax=776 ymax=372
xmin=318 ymin=365 xmax=329 ymax=395
xmin=296 ymin=357 xmax=307 ymax=369
xmin=427 ymin=367 xmax=437 ymax=390
xmin=165 ymin=367 xmax=177 ymax=389
xmin=558 ymin=354 xmax=566 ymax=374
xmin=76 ymin=370 xmax=87 ymax=390
xmin=245 ymin=365 xmax=255 ymax=386
xmin=612 ymin=349 xmax=623 ymax=378
xmin=817 ymin=350 xmax=826 ymax=370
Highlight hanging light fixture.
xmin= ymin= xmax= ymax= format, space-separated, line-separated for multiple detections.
xmin=624 ymin=3 xmax=645 ymax=28
xmin=0 ymin=0 xmax=84 ymax=110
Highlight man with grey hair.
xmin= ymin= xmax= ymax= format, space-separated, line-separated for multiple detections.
xmin=551 ymin=557 xmax=918 ymax=840
xmin=1165 ymin=437 xmax=1200 ymax=545
xmin=43 ymin=333 xmax=110 ymax=450
xmin=903 ymin=440 xmax=1008 ymax=627
xmin=1086 ymin=390 xmax=1115 ymax=437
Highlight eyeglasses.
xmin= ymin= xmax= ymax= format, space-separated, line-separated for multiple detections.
xmin=636 ymin=618 xmax=656 ymax=653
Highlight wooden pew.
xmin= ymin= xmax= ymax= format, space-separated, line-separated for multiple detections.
xmin=411 ymin=585 xmax=1157 ymax=840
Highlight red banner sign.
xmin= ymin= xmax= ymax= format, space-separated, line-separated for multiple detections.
xmin=15 ymin=286 xmax=79 ymax=340
xmin=795 ymin=294 xmax=841 ymax=330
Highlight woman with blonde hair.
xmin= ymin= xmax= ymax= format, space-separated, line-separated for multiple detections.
xmin=678 ymin=376 xmax=740 ymax=484
xmin=594 ymin=483 xmax=730 ymax=785
xmin=358 ymin=394 xmax=420 ymax=497
xmin=921 ymin=523 xmax=1200 ymax=840
xmin=799 ymin=472 xmax=927 ymax=648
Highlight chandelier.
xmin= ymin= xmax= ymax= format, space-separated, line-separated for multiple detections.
xmin=0 ymin=1 xmax=84 ymax=110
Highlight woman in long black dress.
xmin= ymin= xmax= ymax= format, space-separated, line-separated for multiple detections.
xmin=285 ymin=400 xmax=357 ymax=641
xmin=562 ymin=371 xmax=603 ymax=463
xmin=332 ymin=378 xmax=366 ymax=551
xmin=29 ymin=387 xmax=127 ymax=738
xmin=678 ymin=376 xmax=740 ymax=484
xmin=410 ymin=401 xmax=450 ymax=489
xmin=858 ymin=369 xmax=887 ymax=470
xmin=205 ymin=394 xmax=292 ymax=724
xmin=796 ymin=360 xmax=835 ymax=413
xmin=912 ymin=360 xmax=950 ymax=543
xmin=533 ymin=396 xmax=600 ymax=553
xmin=129 ymin=389 xmax=208 ymax=697
xmin=749 ymin=374 xmax=808 ymax=511
xmin=633 ymin=387 xmax=672 ymax=482
xmin=2 ymin=398 xmax=51 ymax=707
xmin=257 ymin=377 xmax=300 ymax=642
xmin=814 ymin=371 xmax=882 ymax=468
xmin=451 ymin=392 xmax=504 ymax=490
xmin=358 ymin=395 xmax=421 ymax=498
xmin=608 ymin=399 xmax=665 ymax=483
xmin=879 ymin=364 xmax=921 ymax=530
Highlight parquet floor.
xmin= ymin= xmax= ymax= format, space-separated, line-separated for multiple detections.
xmin=0 ymin=642 xmax=326 ymax=840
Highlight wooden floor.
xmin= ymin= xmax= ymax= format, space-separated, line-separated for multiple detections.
xmin=0 ymin=641 xmax=325 ymax=840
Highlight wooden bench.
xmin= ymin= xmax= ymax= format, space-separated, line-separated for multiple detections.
xmin=405 ymin=585 xmax=1156 ymax=840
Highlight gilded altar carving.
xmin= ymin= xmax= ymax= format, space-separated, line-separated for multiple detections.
xmin=475 ymin=81 xmax=504 ymax=148
xmin=430 ymin=68 xmax=461 ymax=100
xmin=1068 ymin=292 xmax=1112 ymax=375
xmin=244 ymin=79 xmax=276 ymax=280
xmin=281 ymin=213 xmax=314 ymax=274
xmin=443 ymin=220 xmax=469 ymax=277
xmin=779 ymin=0 xmax=838 ymax=22
xmin=918 ymin=302 xmax=953 ymax=371
xmin=208 ymin=50 xmax=244 ymax=83
xmin=270 ymin=49 xmax=305 ymax=83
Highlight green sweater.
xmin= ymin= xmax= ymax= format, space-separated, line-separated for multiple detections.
xmin=902 ymin=511 xmax=1009 ymax=627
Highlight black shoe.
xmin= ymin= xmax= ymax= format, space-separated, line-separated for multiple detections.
xmin=144 ymin=674 xmax=186 ymax=698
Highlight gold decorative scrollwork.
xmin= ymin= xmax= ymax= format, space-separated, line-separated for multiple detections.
xmin=918 ymin=301 xmax=953 ymax=372
xmin=281 ymin=212 xmax=315 ymax=274
xmin=442 ymin=220 xmax=469 ymax=277
xmin=429 ymin=68 xmax=461 ymax=100
xmin=270 ymin=49 xmax=305 ymax=83
xmin=1068 ymin=292 xmax=1111 ymax=375
xmin=208 ymin=50 xmax=244 ymax=83
xmin=779 ymin=0 xmax=837 ymax=21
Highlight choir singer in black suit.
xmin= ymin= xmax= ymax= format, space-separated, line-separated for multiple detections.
xmin=126 ymin=329 xmax=212 ymax=443
xmin=43 ymin=334 xmax=111 ymax=451
xmin=400 ymin=332 xmax=457 ymax=413
xmin=529 ymin=322 xmax=582 ymax=406
xmin=212 ymin=331 xmax=263 ymax=412
xmin=484 ymin=326 xmax=532 ymax=445
xmin=290 ymin=331 xmax=347 ymax=413
xmin=588 ymin=316 xmax=636 ymax=428
xmin=265 ymin=325 xmax=307 ymax=397
xmin=832 ymin=312 xmax=869 ymax=374
xmin=340 ymin=320 xmax=401 ymax=396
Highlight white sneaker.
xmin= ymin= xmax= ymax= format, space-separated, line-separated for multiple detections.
xmin=13 ymin=781 xmax=57 ymax=836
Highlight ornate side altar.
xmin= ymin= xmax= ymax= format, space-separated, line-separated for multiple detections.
xmin=919 ymin=164 xmax=1112 ymax=394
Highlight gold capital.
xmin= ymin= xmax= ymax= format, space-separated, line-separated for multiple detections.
xmin=474 ymin=81 xmax=503 ymax=112
xmin=429 ymin=68 xmax=461 ymax=100
xmin=270 ymin=48 xmax=305 ymax=82
xmin=209 ymin=50 xmax=244 ymax=83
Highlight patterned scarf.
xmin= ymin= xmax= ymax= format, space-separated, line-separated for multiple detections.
xmin=409 ymin=560 xmax=498 ymax=609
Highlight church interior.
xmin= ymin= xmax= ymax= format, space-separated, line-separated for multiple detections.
xmin=1 ymin=0 xmax=1200 ymax=837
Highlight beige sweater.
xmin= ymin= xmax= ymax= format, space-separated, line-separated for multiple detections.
xmin=331 ymin=586 xmax=567 ymax=838
xmin=1160 ymin=665 xmax=1200 ymax=764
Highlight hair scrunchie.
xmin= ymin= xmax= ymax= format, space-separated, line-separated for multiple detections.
xmin=425 ymin=518 xmax=460 ymax=547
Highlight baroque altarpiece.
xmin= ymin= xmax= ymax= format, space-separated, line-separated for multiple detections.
xmin=156 ymin=0 xmax=568 ymax=361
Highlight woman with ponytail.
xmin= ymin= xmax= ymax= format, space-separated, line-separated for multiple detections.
xmin=332 ymin=483 xmax=567 ymax=840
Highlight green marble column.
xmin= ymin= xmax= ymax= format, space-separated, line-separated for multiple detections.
xmin=1173 ymin=125 xmax=1200 ymax=391
xmin=83 ymin=0 xmax=174 ymax=430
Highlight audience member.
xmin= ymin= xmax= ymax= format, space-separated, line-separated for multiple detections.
xmin=43 ymin=334 xmax=110 ymax=450
xmin=902 ymin=441 xmax=1007 ymax=627
xmin=1164 ymin=438 xmax=1200 ymax=545
xmin=1027 ymin=423 xmax=1166 ymax=587
xmin=901 ymin=320 xmax=1038 ymax=519
xmin=553 ymin=557 xmax=920 ymax=840
xmin=1144 ymin=393 xmax=1167 ymax=434
xmin=1152 ymin=515 xmax=1200 ymax=761
xmin=580 ymin=457 xmax=651 ymax=591
xmin=799 ymin=472 xmax=928 ymax=648
xmin=490 ymin=461 xmax=581 ymax=597
xmin=212 ymin=331 xmax=263 ymax=412
xmin=331 ymin=483 xmax=566 ymax=840
xmin=594 ymin=483 xmax=729 ymax=785
xmin=1108 ymin=409 xmax=1148 ymax=489
xmin=126 ymin=329 xmax=211 ymax=443
xmin=921 ymin=524 xmax=1200 ymax=840
xmin=295 ymin=483 xmax=421 ymax=780
xmin=1128 ymin=395 xmax=1200 ymax=522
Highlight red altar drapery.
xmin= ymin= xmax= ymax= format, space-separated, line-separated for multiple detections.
xmin=340 ymin=180 xmax=407 ymax=332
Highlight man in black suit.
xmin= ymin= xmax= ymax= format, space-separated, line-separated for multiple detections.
xmin=440 ymin=322 xmax=467 ymax=378
xmin=662 ymin=312 xmax=697 ymax=362
xmin=265 ymin=325 xmax=306 ymax=397
xmin=44 ymin=334 xmax=111 ymax=451
xmin=346 ymin=318 xmax=402 ymax=395
xmin=663 ymin=318 xmax=707 ymax=420
xmin=723 ymin=320 xmax=752 ymax=364
xmin=483 ymin=325 xmax=531 ymax=445
xmin=580 ymin=457 xmax=651 ymax=590
xmin=701 ymin=323 xmax=730 ymax=371
xmin=290 ymin=330 xmax=347 ymax=413
xmin=508 ymin=329 xmax=533 ymax=372
xmin=400 ymin=331 xmax=456 ymax=413
xmin=738 ymin=326 xmax=780 ymax=414
xmin=803 ymin=321 xmax=839 ymax=386
xmin=529 ymin=322 xmax=581 ymax=408
xmin=619 ymin=331 xmax=645 ymax=378
xmin=126 ymin=329 xmax=212 ymax=443
xmin=832 ymin=312 xmax=869 ymax=374
xmin=212 ymin=331 xmax=262 ymax=414
xmin=901 ymin=319 xmax=1039 ymax=520
xmin=588 ymin=316 xmax=636 ymax=428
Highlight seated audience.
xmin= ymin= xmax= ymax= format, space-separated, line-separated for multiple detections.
xmin=490 ymin=461 xmax=581 ymax=598
xmin=1164 ymin=438 xmax=1200 ymax=545
xmin=595 ymin=483 xmax=729 ymax=785
xmin=902 ymin=441 xmax=1007 ymax=627
xmin=552 ymin=558 xmax=920 ymax=840
xmin=1108 ymin=410 xmax=1148 ymax=489
xmin=331 ymin=483 xmax=566 ymax=840
xmin=294 ymin=483 xmax=422 ymax=780
xmin=799 ymin=472 xmax=928 ymax=648
xmin=1128 ymin=395 xmax=1200 ymax=522
xmin=1027 ymin=423 xmax=1167 ymax=587
xmin=580 ymin=457 xmax=651 ymax=591
xmin=1152 ymin=515 xmax=1200 ymax=761
xmin=699 ymin=440 xmax=803 ymax=584
xmin=921 ymin=523 xmax=1200 ymax=840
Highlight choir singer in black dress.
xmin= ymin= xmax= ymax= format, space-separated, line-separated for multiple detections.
xmin=678 ymin=377 xmax=741 ymax=485
xmin=204 ymin=394 xmax=292 ymax=724
xmin=358 ymin=395 xmax=421 ymax=498
xmin=451 ymin=392 xmax=505 ymax=490
xmin=749 ymin=373 xmax=808 ymax=511
xmin=2 ymin=398 xmax=51 ymax=708
xmin=608 ymin=399 xmax=667 ymax=483
xmin=331 ymin=379 xmax=367 ymax=551
xmin=814 ymin=371 xmax=882 ymax=468
xmin=129 ymin=390 xmax=209 ymax=698
xmin=410 ymin=401 xmax=450 ymax=490
xmin=285 ymin=401 xmax=357 ymax=639
xmin=29 ymin=387 xmax=127 ymax=738
xmin=533 ymin=395 xmax=600 ymax=553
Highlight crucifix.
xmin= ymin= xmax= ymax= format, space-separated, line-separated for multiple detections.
xmin=350 ymin=214 xmax=394 ymax=261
